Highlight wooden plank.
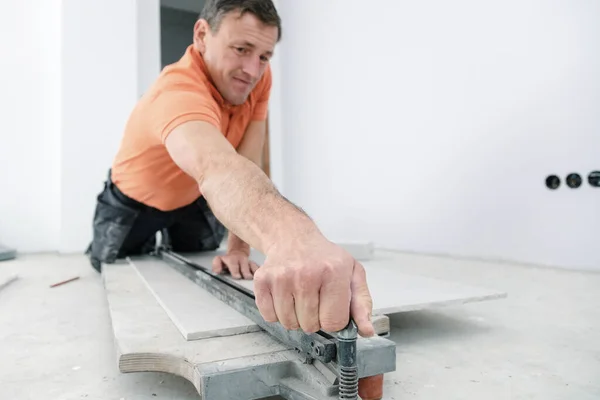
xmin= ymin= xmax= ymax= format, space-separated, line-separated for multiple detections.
xmin=101 ymin=260 xmax=290 ymax=394
xmin=102 ymin=262 xmax=393 ymax=399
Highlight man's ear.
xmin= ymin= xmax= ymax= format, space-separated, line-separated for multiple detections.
xmin=193 ymin=19 xmax=210 ymax=53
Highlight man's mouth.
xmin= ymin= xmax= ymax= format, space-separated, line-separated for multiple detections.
xmin=233 ymin=77 xmax=252 ymax=86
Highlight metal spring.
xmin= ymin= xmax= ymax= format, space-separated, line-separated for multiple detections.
xmin=339 ymin=366 xmax=359 ymax=400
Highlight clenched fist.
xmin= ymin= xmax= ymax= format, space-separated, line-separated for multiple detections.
xmin=253 ymin=234 xmax=375 ymax=337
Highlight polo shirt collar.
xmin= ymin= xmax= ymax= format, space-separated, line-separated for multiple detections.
xmin=187 ymin=45 xmax=238 ymax=110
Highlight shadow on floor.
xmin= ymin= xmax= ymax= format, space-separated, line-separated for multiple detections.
xmin=387 ymin=308 xmax=496 ymax=345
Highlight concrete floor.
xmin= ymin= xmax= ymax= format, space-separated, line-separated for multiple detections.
xmin=0 ymin=250 xmax=598 ymax=400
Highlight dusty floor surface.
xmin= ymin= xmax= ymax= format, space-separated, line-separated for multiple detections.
xmin=0 ymin=250 xmax=598 ymax=400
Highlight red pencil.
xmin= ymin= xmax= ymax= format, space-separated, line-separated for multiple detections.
xmin=50 ymin=276 xmax=80 ymax=288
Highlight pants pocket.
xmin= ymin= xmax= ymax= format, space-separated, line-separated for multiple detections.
xmin=90 ymin=189 xmax=140 ymax=264
xmin=196 ymin=197 xmax=226 ymax=250
xmin=167 ymin=197 xmax=226 ymax=252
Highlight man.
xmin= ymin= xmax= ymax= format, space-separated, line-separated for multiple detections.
xmin=87 ymin=0 xmax=374 ymax=337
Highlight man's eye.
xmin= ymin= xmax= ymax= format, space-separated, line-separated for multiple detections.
xmin=235 ymin=47 xmax=246 ymax=54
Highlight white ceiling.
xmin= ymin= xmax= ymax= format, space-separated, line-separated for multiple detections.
xmin=161 ymin=0 xmax=205 ymax=13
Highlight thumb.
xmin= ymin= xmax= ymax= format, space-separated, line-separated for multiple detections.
xmin=350 ymin=261 xmax=375 ymax=337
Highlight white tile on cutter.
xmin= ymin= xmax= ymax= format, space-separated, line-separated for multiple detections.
xmin=130 ymin=258 xmax=260 ymax=340
xmin=358 ymin=257 xmax=507 ymax=314
xmin=184 ymin=249 xmax=507 ymax=316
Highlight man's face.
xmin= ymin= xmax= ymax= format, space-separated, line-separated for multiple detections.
xmin=194 ymin=11 xmax=278 ymax=105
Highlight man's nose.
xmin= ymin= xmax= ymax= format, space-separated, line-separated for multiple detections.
xmin=242 ymin=56 xmax=261 ymax=80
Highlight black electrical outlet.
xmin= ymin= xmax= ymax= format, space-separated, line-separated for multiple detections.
xmin=589 ymin=171 xmax=600 ymax=187
xmin=545 ymin=175 xmax=560 ymax=190
xmin=566 ymin=173 xmax=582 ymax=189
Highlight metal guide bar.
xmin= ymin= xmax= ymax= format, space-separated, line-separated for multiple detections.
xmin=158 ymin=249 xmax=337 ymax=363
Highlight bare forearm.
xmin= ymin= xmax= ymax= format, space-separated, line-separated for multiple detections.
xmin=225 ymin=120 xmax=265 ymax=253
xmin=199 ymin=154 xmax=321 ymax=253
xmin=164 ymin=120 xmax=320 ymax=253
xmin=227 ymin=229 xmax=250 ymax=254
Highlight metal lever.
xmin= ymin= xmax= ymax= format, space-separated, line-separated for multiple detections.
xmin=336 ymin=320 xmax=359 ymax=400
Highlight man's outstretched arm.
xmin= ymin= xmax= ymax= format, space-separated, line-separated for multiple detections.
xmin=211 ymin=120 xmax=270 ymax=279
xmin=225 ymin=120 xmax=267 ymax=256
xmin=164 ymin=120 xmax=375 ymax=337
xmin=165 ymin=120 xmax=314 ymax=254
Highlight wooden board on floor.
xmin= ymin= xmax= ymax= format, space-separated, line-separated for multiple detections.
xmin=102 ymin=261 xmax=290 ymax=395
xmin=102 ymin=261 xmax=394 ymax=399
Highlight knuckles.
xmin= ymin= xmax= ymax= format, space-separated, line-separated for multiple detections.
xmin=320 ymin=317 xmax=349 ymax=333
xmin=300 ymin=321 xmax=320 ymax=334
xmin=285 ymin=321 xmax=300 ymax=331
xmin=252 ymin=268 xmax=268 ymax=288
xmin=255 ymin=248 xmax=357 ymax=334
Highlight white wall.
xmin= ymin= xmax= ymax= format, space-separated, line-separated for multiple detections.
xmin=266 ymin=0 xmax=286 ymax=192
xmin=0 ymin=0 xmax=62 ymax=252
xmin=2 ymin=0 xmax=597 ymax=272
xmin=275 ymin=0 xmax=600 ymax=271
xmin=0 ymin=0 xmax=161 ymax=253
xmin=138 ymin=1 xmax=162 ymax=97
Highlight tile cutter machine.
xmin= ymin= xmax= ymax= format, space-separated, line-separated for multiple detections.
xmin=156 ymin=247 xmax=397 ymax=400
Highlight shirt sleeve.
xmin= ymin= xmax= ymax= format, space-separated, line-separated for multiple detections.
xmin=147 ymin=89 xmax=222 ymax=144
xmin=251 ymin=65 xmax=272 ymax=121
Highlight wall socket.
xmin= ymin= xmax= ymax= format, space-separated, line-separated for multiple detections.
xmin=589 ymin=171 xmax=600 ymax=187
xmin=545 ymin=175 xmax=561 ymax=190
xmin=545 ymin=171 xmax=600 ymax=190
xmin=566 ymin=173 xmax=583 ymax=188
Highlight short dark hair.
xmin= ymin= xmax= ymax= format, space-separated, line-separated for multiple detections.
xmin=200 ymin=0 xmax=282 ymax=41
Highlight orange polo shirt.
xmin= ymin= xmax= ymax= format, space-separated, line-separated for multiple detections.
xmin=110 ymin=45 xmax=271 ymax=211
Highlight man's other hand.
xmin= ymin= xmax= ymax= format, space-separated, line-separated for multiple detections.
xmin=253 ymin=235 xmax=375 ymax=338
xmin=212 ymin=250 xmax=260 ymax=280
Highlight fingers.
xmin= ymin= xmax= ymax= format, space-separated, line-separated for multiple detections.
xmin=252 ymin=248 xmax=367 ymax=337
xmin=253 ymin=269 xmax=277 ymax=323
xmin=272 ymin=271 xmax=300 ymax=329
xmin=211 ymin=256 xmax=224 ymax=275
xmin=213 ymin=254 xmax=258 ymax=280
xmin=240 ymin=258 xmax=253 ymax=280
xmin=294 ymin=279 xmax=321 ymax=333
xmin=255 ymin=267 xmax=300 ymax=330
xmin=274 ymin=291 xmax=300 ymax=330
xmin=250 ymin=261 xmax=260 ymax=275
xmin=318 ymin=268 xmax=352 ymax=332
xmin=211 ymin=255 xmax=241 ymax=279
xmin=350 ymin=261 xmax=375 ymax=337
xmin=222 ymin=257 xmax=242 ymax=279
